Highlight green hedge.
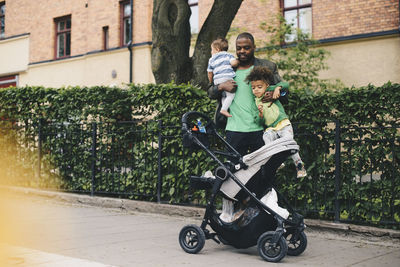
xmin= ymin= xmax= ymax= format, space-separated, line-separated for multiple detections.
xmin=282 ymin=83 xmax=399 ymax=226
xmin=0 ymin=82 xmax=399 ymax=227
xmin=2 ymin=82 xmax=397 ymax=132
xmin=0 ymin=83 xmax=217 ymax=202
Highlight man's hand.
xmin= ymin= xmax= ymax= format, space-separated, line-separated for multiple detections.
xmin=261 ymin=91 xmax=274 ymax=103
xmin=218 ymin=80 xmax=237 ymax=93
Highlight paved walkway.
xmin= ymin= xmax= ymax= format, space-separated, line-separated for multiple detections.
xmin=0 ymin=190 xmax=399 ymax=267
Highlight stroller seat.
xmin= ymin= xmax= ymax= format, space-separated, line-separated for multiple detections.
xmin=220 ymin=136 xmax=299 ymax=200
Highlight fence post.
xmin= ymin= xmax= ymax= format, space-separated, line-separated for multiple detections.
xmin=334 ymin=120 xmax=341 ymax=222
xmin=37 ymin=119 xmax=42 ymax=182
xmin=91 ymin=122 xmax=97 ymax=197
xmin=157 ymin=120 xmax=162 ymax=203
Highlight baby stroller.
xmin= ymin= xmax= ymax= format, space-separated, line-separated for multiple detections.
xmin=178 ymin=111 xmax=307 ymax=263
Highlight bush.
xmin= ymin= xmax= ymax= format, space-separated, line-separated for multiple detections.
xmin=0 ymin=82 xmax=399 ymax=227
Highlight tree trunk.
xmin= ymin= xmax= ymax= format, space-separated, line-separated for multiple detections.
xmin=151 ymin=0 xmax=243 ymax=89
xmin=151 ymin=0 xmax=192 ymax=85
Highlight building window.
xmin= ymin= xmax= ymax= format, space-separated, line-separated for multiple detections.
xmin=103 ymin=26 xmax=109 ymax=50
xmin=0 ymin=2 xmax=5 ymax=38
xmin=188 ymin=0 xmax=199 ymax=34
xmin=120 ymin=1 xmax=131 ymax=46
xmin=0 ymin=75 xmax=18 ymax=88
xmin=282 ymin=0 xmax=312 ymax=42
xmin=55 ymin=16 xmax=71 ymax=59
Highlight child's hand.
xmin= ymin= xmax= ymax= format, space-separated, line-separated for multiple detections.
xmin=273 ymin=86 xmax=281 ymax=99
xmin=230 ymin=58 xmax=239 ymax=68
xmin=258 ymin=105 xmax=263 ymax=117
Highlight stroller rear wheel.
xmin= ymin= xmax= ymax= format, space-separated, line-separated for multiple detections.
xmin=284 ymin=229 xmax=307 ymax=256
xmin=179 ymin=224 xmax=205 ymax=254
xmin=257 ymin=231 xmax=288 ymax=262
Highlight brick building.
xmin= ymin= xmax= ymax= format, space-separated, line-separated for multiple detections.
xmin=0 ymin=0 xmax=154 ymax=88
xmin=0 ymin=0 xmax=399 ymax=88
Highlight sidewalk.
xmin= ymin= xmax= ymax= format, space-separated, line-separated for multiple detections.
xmin=3 ymin=186 xmax=399 ymax=240
xmin=0 ymin=186 xmax=399 ymax=267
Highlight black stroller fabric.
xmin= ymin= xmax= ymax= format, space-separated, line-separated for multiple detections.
xmin=209 ymin=206 xmax=277 ymax=249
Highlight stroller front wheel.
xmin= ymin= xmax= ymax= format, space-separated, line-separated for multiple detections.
xmin=179 ymin=224 xmax=205 ymax=254
xmin=257 ymin=231 xmax=288 ymax=262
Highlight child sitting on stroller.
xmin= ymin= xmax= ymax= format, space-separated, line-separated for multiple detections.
xmin=246 ymin=66 xmax=307 ymax=178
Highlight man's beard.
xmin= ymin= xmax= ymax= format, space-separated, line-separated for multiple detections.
xmin=238 ymin=54 xmax=254 ymax=65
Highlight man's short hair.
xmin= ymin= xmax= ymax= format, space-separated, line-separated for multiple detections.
xmin=236 ymin=32 xmax=255 ymax=45
xmin=211 ymin=38 xmax=229 ymax=52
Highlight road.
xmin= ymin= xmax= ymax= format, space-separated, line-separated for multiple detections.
xmin=0 ymin=191 xmax=399 ymax=267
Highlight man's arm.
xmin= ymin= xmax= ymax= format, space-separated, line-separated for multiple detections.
xmin=207 ymin=80 xmax=237 ymax=100
xmin=271 ymin=62 xmax=282 ymax=85
xmin=270 ymin=81 xmax=289 ymax=99
xmin=207 ymin=84 xmax=220 ymax=100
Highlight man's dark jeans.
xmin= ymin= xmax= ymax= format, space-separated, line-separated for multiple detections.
xmin=226 ymin=130 xmax=264 ymax=157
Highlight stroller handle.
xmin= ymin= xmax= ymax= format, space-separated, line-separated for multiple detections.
xmin=181 ymin=111 xmax=215 ymax=132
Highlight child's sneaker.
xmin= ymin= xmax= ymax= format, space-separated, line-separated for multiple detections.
xmin=296 ymin=162 xmax=307 ymax=178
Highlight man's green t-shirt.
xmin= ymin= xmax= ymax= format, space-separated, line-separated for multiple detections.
xmin=225 ymin=67 xmax=263 ymax=132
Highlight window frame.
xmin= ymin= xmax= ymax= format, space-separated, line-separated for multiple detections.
xmin=120 ymin=0 xmax=132 ymax=47
xmin=103 ymin=26 xmax=109 ymax=51
xmin=0 ymin=2 xmax=5 ymax=39
xmin=0 ymin=75 xmax=18 ymax=88
xmin=54 ymin=15 xmax=71 ymax=59
xmin=280 ymin=0 xmax=312 ymax=42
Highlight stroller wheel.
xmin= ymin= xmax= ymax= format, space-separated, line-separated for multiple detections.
xmin=257 ymin=231 xmax=288 ymax=262
xmin=284 ymin=229 xmax=307 ymax=256
xmin=179 ymin=224 xmax=205 ymax=254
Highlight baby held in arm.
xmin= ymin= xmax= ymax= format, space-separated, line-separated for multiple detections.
xmin=207 ymin=38 xmax=239 ymax=118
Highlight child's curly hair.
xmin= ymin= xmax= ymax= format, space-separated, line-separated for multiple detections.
xmin=245 ymin=66 xmax=274 ymax=85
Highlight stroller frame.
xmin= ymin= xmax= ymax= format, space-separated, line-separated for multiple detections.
xmin=179 ymin=111 xmax=307 ymax=263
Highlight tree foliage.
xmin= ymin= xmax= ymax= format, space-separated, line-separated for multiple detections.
xmin=258 ymin=15 xmax=345 ymax=92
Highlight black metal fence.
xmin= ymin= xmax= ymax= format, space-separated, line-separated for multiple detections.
xmin=0 ymin=119 xmax=399 ymax=228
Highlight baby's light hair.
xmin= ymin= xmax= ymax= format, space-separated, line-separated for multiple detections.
xmin=211 ymin=38 xmax=229 ymax=52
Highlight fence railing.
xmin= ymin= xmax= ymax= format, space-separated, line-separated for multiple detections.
xmin=0 ymin=119 xmax=399 ymax=228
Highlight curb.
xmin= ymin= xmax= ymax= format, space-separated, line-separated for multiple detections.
xmin=2 ymin=185 xmax=400 ymax=239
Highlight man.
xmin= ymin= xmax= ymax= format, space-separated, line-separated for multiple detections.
xmin=208 ymin=32 xmax=284 ymax=156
